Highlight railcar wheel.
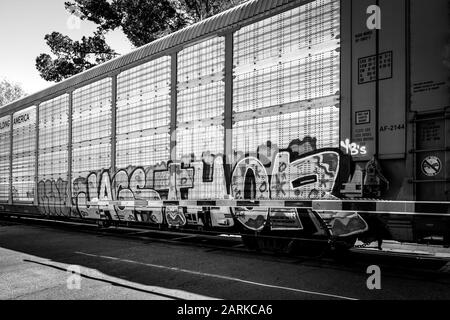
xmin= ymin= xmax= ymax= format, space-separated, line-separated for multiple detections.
xmin=444 ymin=232 xmax=450 ymax=248
xmin=287 ymin=240 xmax=329 ymax=256
xmin=334 ymin=236 xmax=357 ymax=250
xmin=241 ymin=234 xmax=327 ymax=256
xmin=257 ymin=237 xmax=294 ymax=254
xmin=97 ymin=219 xmax=111 ymax=229
xmin=241 ymin=233 xmax=296 ymax=254
xmin=241 ymin=234 xmax=260 ymax=251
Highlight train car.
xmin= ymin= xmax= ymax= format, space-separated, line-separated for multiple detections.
xmin=0 ymin=0 xmax=449 ymax=252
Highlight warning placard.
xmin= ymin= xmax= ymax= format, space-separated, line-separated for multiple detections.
xmin=358 ymin=51 xmax=393 ymax=84
xmin=421 ymin=156 xmax=442 ymax=177
xmin=355 ymin=110 xmax=371 ymax=125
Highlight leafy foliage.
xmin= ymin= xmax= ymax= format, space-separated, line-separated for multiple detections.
xmin=36 ymin=0 xmax=246 ymax=82
xmin=0 ymin=79 xmax=26 ymax=107
xmin=36 ymin=30 xmax=118 ymax=82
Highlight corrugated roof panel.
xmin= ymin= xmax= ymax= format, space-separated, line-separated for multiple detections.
xmin=153 ymin=38 xmax=165 ymax=53
xmin=209 ymin=12 xmax=227 ymax=33
xmin=198 ymin=20 xmax=211 ymax=36
xmin=215 ymin=12 xmax=228 ymax=28
xmin=256 ymin=0 xmax=266 ymax=13
xmin=135 ymin=49 xmax=146 ymax=61
xmin=112 ymin=57 xmax=123 ymax=70
xmin=174 ymin=28 xmax=187 ymax=44
xmin=234 ymin=6 xmax=247 ymax=24
xmin=219 ymin=10 xmax=231 ymax=26
xmin=165 ymin=36 xmax=177 ymax=51
xmin=222 ymin=8 xmax=233 ymax=26
xmin=239 ymin=1 xmax=251 ymax=20
xmin=131 ymin=50 xmax=141 ymax=62
xmin=213 ymin=13 xmax=224 ymax=32
xmin=192 ymin=24 xmax=205 ymax=40
xmin=0 ymin=0 xmax=311 ymax=115
xmin=246 ymin=0 xmax=261 ymax=19
xmin=202 ymin=19 xmax=214 ymax=35
xmin=265 ymin=0 xmax=276 ymax=11
xmin=154 ymin=40 xmax=165 ymax=52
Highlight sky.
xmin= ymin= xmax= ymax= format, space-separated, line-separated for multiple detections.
xmin=0 ymin=0 xmax=134 ymax=94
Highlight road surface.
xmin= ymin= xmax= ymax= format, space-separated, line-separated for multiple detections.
xmin=0 ymin=219 xmax=449 ymax=300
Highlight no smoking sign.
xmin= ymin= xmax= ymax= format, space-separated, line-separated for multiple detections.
xmin=421 ymin=156 xmax=442 ymax=177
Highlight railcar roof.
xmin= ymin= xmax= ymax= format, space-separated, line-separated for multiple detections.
xmin=0 ymin=0 xmax=311 ymax=116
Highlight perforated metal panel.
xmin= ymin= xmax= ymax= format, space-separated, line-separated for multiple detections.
xmin=38 ymin=95 xmax=69 ymax=181
xmin=233 ymin=107 xmax=339 ymax=155
xmin=116 ymin=57 xmax=171 ymax=168
xmin=0 ymin=115 xmax=11 ymax=202
xmin=176 ymin=125 xmax=225 ymax=161
xmin=72 ymin=78 xmax=112 ymax=183
xmin=37 ymin=95 xmax=70 ymax=213
xmin=177 ymin=37 xmax=225 ymax=160
xmin=12 ymin=107 xmax=36 ymax=203
xmin=233 ymin=0 xmax=340 ymax=160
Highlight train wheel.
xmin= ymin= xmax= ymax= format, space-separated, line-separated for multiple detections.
xmin=258 ymin=237 xmax=293 ymax=254
xmin=241 ymin=235 xmax=324 ymax=256
xmin=330 ymin=236 xmax=357 ymax=259
xmin=287 ymin=240 xmax=329 ymax=256
xmin=241 ymin=234 xmax=260 ymax=251
xmin=444 ymin=232 xmax=450 ymax=248
xmin=97 ymin=219 xmax=111 ymax=229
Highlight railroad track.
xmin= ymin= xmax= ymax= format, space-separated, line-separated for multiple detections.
xmin=1 ymin=213 xmax=449 ymax=279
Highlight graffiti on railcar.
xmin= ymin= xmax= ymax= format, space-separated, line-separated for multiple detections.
xmin=232 ymin=150 xmax=344 ymax=232
xmin=36 ymin=136 xmax=369 ymax=238
xmin=71 ymin=154 xmax=232 ymax=228
xmin=72 ymin=168 xmax=163 ymax=223
xmin=230 ymin=137 xmax=367 ymax=235
xmin=37 ymin=178 xmax=70 ymax=216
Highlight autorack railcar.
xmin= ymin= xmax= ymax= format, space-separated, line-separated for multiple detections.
xmin=0 ymin=0 xmax=449 ymax=251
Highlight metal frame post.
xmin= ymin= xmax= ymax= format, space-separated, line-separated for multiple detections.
xmin=340 ymin=0 xmax=353 ymax=145
xmin=34 ymin=105 xmax=40 ymax=206
xmin=445 ymin=108 xmax=450 ymax=201
xmin=68 ymin=92 xmax=73 ymax=210
xmin=8 ymin=114 xmax=13 ymax=205
xmin=404 ymin=0 xmax=415 ymax=200
xmin=170 ymin=53 xmax=178 ymax=161
xmin=224 ymin=32 xmax=234 ymax=169
xmin=375 ymin=0 xmax=380 ymax=158
xmin=111 ymin=75 xmax=118 ymax=173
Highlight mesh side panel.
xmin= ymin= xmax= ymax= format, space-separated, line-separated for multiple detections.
xmin=72 ymin=78 xmax=112 ymax=184
xmin=233 ymin=107 xmax=340 ymax=155
xmin=12 ymin=107 xmax=36 ymax=202
xmin=37 ymin=95 xmax=70 ymax=212
xmin=176 ymin=125 xmax=225 ymax=161
xmin=232 ymin=0 xmax=340 ymax=201
xmin=116 ymin=56 xmax=171 ymax=168
xmin=233 ymin=0 xmax=340 ymax=156
xmin=0 ymin=116 xmax=11 ymax=202
xmin=177 ymin=37 xmax=225 ymax=160
xmin=38 ymin=95 xmax=69 ymax=180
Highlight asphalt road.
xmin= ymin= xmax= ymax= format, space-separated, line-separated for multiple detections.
xmin=1 ymin=219 xmax=450 ymax=300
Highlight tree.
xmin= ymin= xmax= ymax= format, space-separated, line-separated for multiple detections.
xmin=36 ymin=30 xmax=118 ymax=82
xmin=36 ymin=0 xmax=246 ymax=82
xmin=0 ymin=79 xmax=26 ymax=107
xmin=180 ymin=0 xmax=245 ymax=22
